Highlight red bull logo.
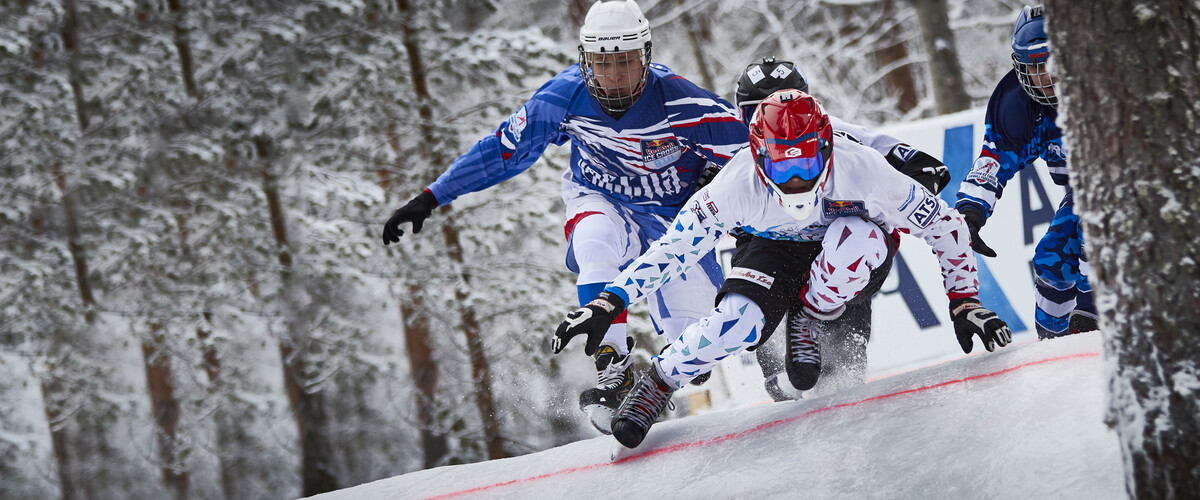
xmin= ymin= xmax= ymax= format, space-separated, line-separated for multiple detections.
xmin=822 ymin=199 xmax=866 ymax=217
xmin=642 ymin=138 xmax=683 ymax=169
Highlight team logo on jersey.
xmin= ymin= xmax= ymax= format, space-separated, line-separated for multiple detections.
xmin=690 ymin=200 xmax=707 ymax=223
xmin=642 ymin=138 xmax=683 ymax=170
xmin=906 ymin=191 xmax=940 ymax=228
xmin=506 ymin=106 xmax=528 ymax=142
xmin=965 ymin=156 xmax=1001 ymax=187
xmin=706 ymin=201 xmax=719 ymax=215
xmin=728 ymin=267 xmax=775 ymax=289
xmin=1046 ymin=141 xmax=1067 ymax=163
xmin=822 ymin=199 xmax=866 ymax=218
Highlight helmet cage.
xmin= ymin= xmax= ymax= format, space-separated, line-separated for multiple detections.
xmin=578 ymin=0 xmax=653 ymax=115
xmin=1012 ymin=54 xmax=1057 ymax=107
xmin=579 ymin=46 xmax=652 ymax=115
xmin=1011 ymin=5 xmax=1057 ymax=107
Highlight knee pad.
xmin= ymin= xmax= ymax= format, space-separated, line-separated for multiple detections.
xmin=804 ymin=218 xmax=888 ymax=312
xmin=569 ymin=214 xmax=624 ymax=284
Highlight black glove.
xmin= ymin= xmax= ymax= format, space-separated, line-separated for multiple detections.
xmin=949 ymin=297 xmax=1012 ymax=353
xmin=382 ymin=191 xmax=438 ymax=245
xmin=957 ymin=204 xmax=997 ymax=258
xmin=695 ymin=163 xmax=721 ymax=190
xmin=553 ymin=291 xmax=626 ymax=356
xmin=887 ymin=144 xmax=950 ymax=195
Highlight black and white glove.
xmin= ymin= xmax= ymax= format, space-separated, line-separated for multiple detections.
xmin=949 ymin=297 xmax=1012 ymax=353
xmin=886 ymin=144 xmax=950 ymax=195
xmin=695 ymin=163 xmax=721 ymax=190
xmin=957 ymin=204 xmax=997 ymax=258
xmin=382 ymin=191 xmax=438 ymax=245
xmin=553 ymin=291 xmax=626 ymax=356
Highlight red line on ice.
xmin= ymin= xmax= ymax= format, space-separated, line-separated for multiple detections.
xmin=424 ymin=351 xmax=1099 ymax=500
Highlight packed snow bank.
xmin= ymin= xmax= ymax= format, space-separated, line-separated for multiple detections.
xmin=311 ymin=332 xmax=1123 ymax=500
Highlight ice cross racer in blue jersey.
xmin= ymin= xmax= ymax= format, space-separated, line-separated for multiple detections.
xmin=955 ymin=5 xmax=1098 ymax=339
xmin=381 ymin=0 xmax=749 ymax=434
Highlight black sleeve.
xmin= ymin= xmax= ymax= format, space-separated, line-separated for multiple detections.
xmin=885 ymin=144 xmax=951 ymax=195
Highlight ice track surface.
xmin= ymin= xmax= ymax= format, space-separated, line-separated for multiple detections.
xmin=311 ymin=333 xmax=1123 ymax=500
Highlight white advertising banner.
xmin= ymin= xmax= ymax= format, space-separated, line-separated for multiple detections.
xmin=868 ymin=108 xmax=1066 ymax=375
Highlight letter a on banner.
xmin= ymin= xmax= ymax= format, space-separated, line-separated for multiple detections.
xmin=941 ymin=125 xmax=1027 ymax=333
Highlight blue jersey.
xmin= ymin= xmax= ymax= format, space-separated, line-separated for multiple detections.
xmin=956 ymin=70 xmax=1068 ymax=217
xmin=427 ymin=64 xmax=749 ymax=217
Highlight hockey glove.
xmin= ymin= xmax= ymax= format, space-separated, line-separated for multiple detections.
xmin=553 ymin=291 xmax=626 ymax=356
xmin=695 ymin=163 xmax=722 ymax=190
xmin=886 ymin=144 xmax=951 ymax=194
xmin=382 ymin=191 xmax=438 ymax=245
xmin=957 ymin=205 xmax=997 ymax=258
xmin=949 ymin=297 xmax=1012 ymax=353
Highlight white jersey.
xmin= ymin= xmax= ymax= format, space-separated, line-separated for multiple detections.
xmin=830 ymin=115 xmax=904 ymax=156
xmin=603 ymin=139 xmax=980 ymax=307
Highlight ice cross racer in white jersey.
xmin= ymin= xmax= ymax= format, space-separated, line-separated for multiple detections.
xmin=717 ymin=57 xmax=952 ymax=400
xmin=554 ymin=90 xmax=1012 ymax=448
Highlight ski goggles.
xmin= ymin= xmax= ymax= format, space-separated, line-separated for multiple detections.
xmin=758 ymin=148 xmax=825 ymax=184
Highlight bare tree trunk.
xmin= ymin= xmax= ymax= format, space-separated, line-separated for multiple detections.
xmin=259 ymin=140 xmax=338 ymax=495
xmin=566 ymin=0 xmax=589 ymax=36
xmin=194 ymin=312 xmax=236 ymax=500
xmin=399 ymin=0 xmax=508 ymax=462
xmin=399 ymin=290 xmax=448 ymax=467
xmin=167 ymin=0 xmax=197 ymax=99
xmin=441 ymin=224 xmax=506 ymax=460
xmin=1045 ymin=1 xmax=1200 ymax=497
xmin=141 ymin=325 xmax=188 ymax=499
xmin=679 ymin=0 xmax=716 ymax=92
xmin=49 ymin=2 xmax=96 ymax=496
xmin=908 ymin=0 xmax=970 ymax=113
xmin=876 ymin=0 xmax=919 ymax=114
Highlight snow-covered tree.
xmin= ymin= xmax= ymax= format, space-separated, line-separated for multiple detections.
xmin=1046 ymin=1 xmax=1200 ymax=496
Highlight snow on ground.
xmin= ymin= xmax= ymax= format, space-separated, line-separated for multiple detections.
xmin=310 ymin=332 xmax=1124 ymax=500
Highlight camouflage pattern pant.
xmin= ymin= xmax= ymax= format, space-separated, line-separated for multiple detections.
xmin=1033 ymin=189 xmax=1097 ymax=338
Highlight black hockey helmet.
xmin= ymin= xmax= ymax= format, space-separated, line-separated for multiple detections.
xmin=735 ymin=57 xmax=810 ymax=122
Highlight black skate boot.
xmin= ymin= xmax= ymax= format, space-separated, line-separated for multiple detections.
xmin=1068 ymin=311 xmax=1099 ymax=334
xmin=786 ymin=314 xmax=822 ymax=391
xmin=579 ymin=337 xmax=636 ymax=435
xmin=611 ymin=361 xmax=676 ymax=449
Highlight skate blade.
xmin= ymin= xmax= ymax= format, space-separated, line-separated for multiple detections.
xmin=582 ymin=404 xmax=616 ymax=435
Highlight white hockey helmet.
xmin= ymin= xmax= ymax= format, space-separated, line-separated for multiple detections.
xmin=578 ymin=0 xmax=653 ymax=116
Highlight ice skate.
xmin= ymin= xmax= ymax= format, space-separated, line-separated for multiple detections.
xmin=579 ymin=337 xmax=636 ymax=434
xmin=611 ymin=361 xmax=675 ymax=449
xmin=786 ymin=314 xmax=822 ymax=391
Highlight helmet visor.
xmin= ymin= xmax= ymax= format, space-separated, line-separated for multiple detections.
xmin=759 ymin=150 xmax=825 ymax=185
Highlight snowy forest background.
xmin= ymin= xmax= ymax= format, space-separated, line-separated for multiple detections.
xmin=1 ymin=0 xmax=1032 ymax=498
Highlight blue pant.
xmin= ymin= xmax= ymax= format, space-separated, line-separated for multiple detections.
xmin=1033 ymin=189 xmax=1097 ymax=338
